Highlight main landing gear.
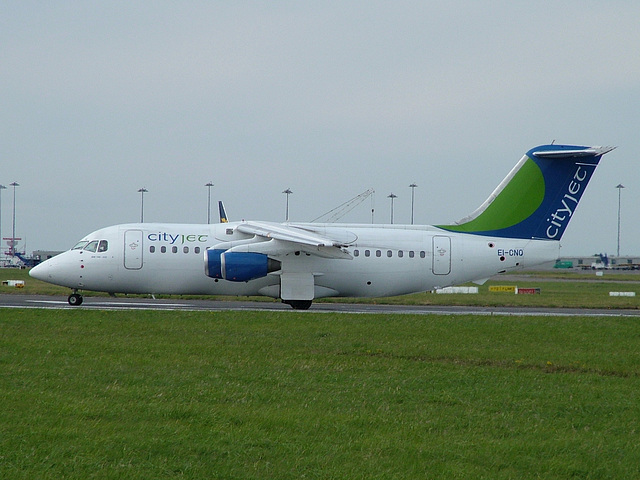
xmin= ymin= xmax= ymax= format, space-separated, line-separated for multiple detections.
xmin=68 ymin=291 xmax=83 ymax=306
xmin=283 ymin=300 xmax=313 ymax=310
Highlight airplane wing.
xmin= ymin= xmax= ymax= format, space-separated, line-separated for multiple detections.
xmin=237 ymin=221 xmax=340 ymax=247
xmin=228 ymin=221 xmax=352 ymax=259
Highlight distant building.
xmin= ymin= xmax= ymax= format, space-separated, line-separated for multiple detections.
xmin=554 ymin=255 xmax=640 ymax=270
xmin=32 ymin=250 xmax=63 ymax=262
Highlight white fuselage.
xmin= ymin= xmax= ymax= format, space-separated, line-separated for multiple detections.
xmin=31 ymin=222 xmax=559 ymax=299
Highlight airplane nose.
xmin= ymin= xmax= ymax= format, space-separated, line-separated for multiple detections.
xmin=29 ymin=253 xmax=80 ymax=289
xmin=29 ymin=261 xmax=50 ymax=281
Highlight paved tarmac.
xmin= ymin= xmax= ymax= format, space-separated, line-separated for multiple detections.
xmin=1 ymin=294 xmax=639 ymax=317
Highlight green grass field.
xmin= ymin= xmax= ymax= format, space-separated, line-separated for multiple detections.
xmin=2 ymin=309 xmax=640 ymax=479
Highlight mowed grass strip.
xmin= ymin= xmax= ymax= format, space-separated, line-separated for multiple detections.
xmin=1 ymin=309 xmax=640 ymax=479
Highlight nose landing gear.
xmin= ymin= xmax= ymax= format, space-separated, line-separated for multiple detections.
xmin=68 ymin=291 xmax=83 ymax=306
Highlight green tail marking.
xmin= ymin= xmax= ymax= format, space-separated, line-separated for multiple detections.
xmin=441 ymin=158 xmax=544 ymax=233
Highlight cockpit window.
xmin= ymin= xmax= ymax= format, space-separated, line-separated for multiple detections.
xmin=84 ymin=240 xmax=99 ymax=252
xmin=72 ymin=240 xmax=89 ymax=250
xmin=98 ymin=240 xmax=108 ymax=252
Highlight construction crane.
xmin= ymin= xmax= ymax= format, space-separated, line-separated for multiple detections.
xmin=311 ymin=189 xmax=375 ymax=223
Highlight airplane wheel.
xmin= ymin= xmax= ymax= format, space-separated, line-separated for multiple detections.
xmin=68 ymin=293 xmax=83 ymax=306
xmin=286 ymin=300 xmax=312 ymax=310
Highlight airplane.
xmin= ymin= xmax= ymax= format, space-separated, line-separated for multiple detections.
xmin=30 ymin=144 xmax=614 ymax=309
xmin=218 ymin=201 xmax=229 ymax=223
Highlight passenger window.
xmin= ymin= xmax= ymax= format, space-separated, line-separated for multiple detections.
xmin=365 ymin=250 xmax=370 ymax=257
xmin=409 ymin=251 xmax=414 ymax=258
xmin=420 ymin=251 xmax=426 ymax=258
xmin=398 ymin=250 xmax=403 ymax=258
xmin=98 ymin=240 xmax=108 ymax=252
xmin=84 ymin=240 xmax=98 ymax=252
xmin=194 ymin=247 xmax=201 ymax=254
xmin=354 ymin=249 xmax=359 ymax=257
xmin=183 ymin=246 xmax=189 ymax=254
xmin=150 ymin=246 xmax=155 ymax=253
xmin=376 ymin=250 xmax=381 ymax=257
xmin=387 ymin=250 xmax=392 ymax=257
xmin=172 ymin=246 xmax=178 ymax=253
xmin=161 ymin=246 xmax=167 ymax=253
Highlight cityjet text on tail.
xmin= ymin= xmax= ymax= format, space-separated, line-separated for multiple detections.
xmin=30 ymin=144 xmax=614 ymax=309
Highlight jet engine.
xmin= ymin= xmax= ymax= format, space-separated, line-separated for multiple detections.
xmin=205 ymin=249 xmax=281 ymax=282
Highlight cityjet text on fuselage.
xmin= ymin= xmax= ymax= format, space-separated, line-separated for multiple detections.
xmin=147 ymin=232 xmax=208 ymax=245
xmin=545 ymin=164 xmax=591 ymax=239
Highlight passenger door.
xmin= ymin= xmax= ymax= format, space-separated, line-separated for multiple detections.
xmin=124 ymin=230 xmax=144 ymax=270
xmin=432 ymin=235 xmax=451 ymax=275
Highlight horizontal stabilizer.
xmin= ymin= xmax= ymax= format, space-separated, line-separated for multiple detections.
xmin=531 ymin=146 xmax=615 ymax=159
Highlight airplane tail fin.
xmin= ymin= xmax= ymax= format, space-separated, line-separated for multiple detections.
xmin=219 ymin=201 xmax=229 ymax=223
xmin=438 ymin=144 xmax=615 ymax=240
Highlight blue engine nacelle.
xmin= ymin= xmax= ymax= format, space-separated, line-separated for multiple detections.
xmin=205 ymin=249 xmax=281 ymax=282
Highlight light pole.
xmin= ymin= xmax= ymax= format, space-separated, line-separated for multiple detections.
xmin=0 ymin=184 xmax=5 ymax=259
xmin=9 ymin=182 xmax=19 ymax=257
xmin=283 ymin=188 xmax=292 ymax=221
xmin=371 ymin=196 xmax=375 ymax=224
xmin=205 ymin=182 xmax=214 ymax=224
xmin=409 ymin=183 xmax=417 ymax=225
xmin=387 ymin=193 xmax=397 ymax=224
xmin=138 ymin=188 xmax=148 ymax=223
xmin=6 ymin=182 xmax=18 ymax=257
xmin=616 ymin=184 xmax=625 ymax=258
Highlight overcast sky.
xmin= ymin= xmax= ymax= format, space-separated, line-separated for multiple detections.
xmin=2 ymin=1 xmax=639 ymax=256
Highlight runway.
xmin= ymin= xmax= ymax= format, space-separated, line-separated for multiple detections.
xmin=1 ymin=294 xmax=639 ymax=317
